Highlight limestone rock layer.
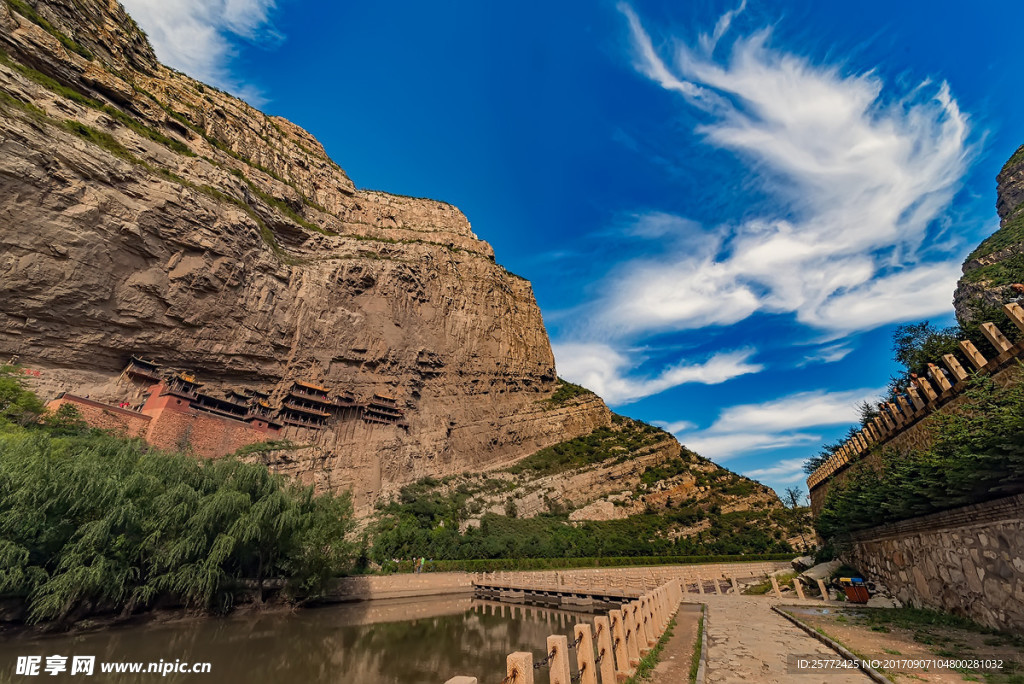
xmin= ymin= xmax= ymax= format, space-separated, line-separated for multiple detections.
xmin=0 ymin=0 xmax=612 ymax=512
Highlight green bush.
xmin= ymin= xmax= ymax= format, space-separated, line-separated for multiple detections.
xmin=816 ymin=373 xmax=1024 ymax=539
xmin=0 ymin=376 xmax=355 ymax=624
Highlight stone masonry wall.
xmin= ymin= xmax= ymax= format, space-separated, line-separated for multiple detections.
xmin=843 ymin=494 xmax=1024 ymax=632
xmin=46 ymin=395 xmax=150 ymax=437
xmin=142 ymin=404 xmax=275 ymax=458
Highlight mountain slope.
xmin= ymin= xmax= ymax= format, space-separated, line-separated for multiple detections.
xmin=954 ymin=145 xmax=1024 ymax=325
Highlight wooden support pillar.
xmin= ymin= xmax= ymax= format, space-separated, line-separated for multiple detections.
xmin=730 ymin=577 xmax=738 ymax=594
xmin=714 ymin=578 xmax=722 ymax=595
xmin=445 ymin=678 xmax=478 ymax=684
xmin=609 ymin=610 xmax=630 ymax=679
xmin=886 ymin=402 xmax=905 ymax=427
xmin=547 ymin=635 xmax=571 ymax=684
xmin=506 ymin=652 xmax=534 ymax=684
xmin=770 ymin=575 xmax=782 ymax=598
xmin=793 ymin=578 xmax=805 ymax=600
xmin=817 ymin=579 xmax=830 ymax=601
xmin=982 ymin=322 xmax=1013 ymax=354
xmin=878 ymin=411 xmax=895 ymax=432
xmin=959 ymin=340 xmax=988 ymax=370
xmin=941 ymin=353 xmax=969 ymax=382
xmin=574 ymin=624 xmax=598 ymax=684
xmin=594 ymin=616 xmax=616 ymax=684
xmin=697 ymin=577 xmax=705 ymax=595
xmin=1004 ymin=302 xmax=1024 ymax=333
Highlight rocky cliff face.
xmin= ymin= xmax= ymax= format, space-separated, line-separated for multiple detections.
xmin=954 ymin=145 xmax=1024 ymax=325
xmin=0 ymin=0 xmax=613 ymax=513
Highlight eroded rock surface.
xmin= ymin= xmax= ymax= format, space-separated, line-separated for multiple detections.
xmin=0 ymin=0 xmax=612 ymax=512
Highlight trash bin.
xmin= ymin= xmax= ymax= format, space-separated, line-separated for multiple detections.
xmin=839 ymin=577 xmax=870 ymax=604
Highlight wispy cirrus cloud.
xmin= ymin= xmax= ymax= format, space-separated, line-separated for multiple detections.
xmin=743 ymin=457 xmax=809 ymax=486
xmin=553 ymin=3 xmax=974 ymax=406
xmin=670 ymin=386 xmax=885 ymax=461
xmin=552 ymin=342 xmax=761 ymax=405
xmin=120 ymin=0 xmax=280 ymax=104
xmin=589 ymin=5 xmax=973 ymax=339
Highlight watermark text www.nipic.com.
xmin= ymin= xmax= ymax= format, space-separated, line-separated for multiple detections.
xmin=15 ymin=656 xmax=213 ymax=677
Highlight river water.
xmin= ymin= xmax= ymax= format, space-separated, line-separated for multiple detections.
xmin=0 ymin=596 xmax=608 ymax=683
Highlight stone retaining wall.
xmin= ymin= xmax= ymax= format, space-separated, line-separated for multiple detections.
xmin=325 ymin=560 xmax=790 ymax=603
xmin=843 ymin=493 xmax=1024 ymax=632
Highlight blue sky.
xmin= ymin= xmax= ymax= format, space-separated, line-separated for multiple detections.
xmin=120 ymin=0 xmax=1024 ymax=496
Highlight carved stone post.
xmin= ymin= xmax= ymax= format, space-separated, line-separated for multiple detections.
xmin=506 ymin=652 xmax=534 ymax=684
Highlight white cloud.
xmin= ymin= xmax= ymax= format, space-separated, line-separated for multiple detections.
xmin=587 ymin=7 xmax=974 ymax=339
xmin=798 ymin=343 xmax=854 ymax=366
xmin=743 ymin=457 xmax=808 ymax=485
xmin=552 ymin=342 xmax=762 ymax=405
xmin=121 ymin=0 xmax=279 ymax=104
xmin=682 ymin=432 xmax=819 ymax=461
xmin=669 ymin=386 xmax=884 ymax=461
xmin=710 ymin=387 xmax=885 ymax=433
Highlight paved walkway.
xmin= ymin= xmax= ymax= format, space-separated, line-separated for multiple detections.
xmin=699 ymin=596 xmax=871 ymax=683
xmin=652 ymin=596 xmax=871 ymax=683
xmin=649 ymin=603 xmax=702 ymax=683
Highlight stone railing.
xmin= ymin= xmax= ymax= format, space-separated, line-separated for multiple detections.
xmin=444 ymin=580 xmax=682 ymax=684
xmin=447 ymin=569 xmax=834 ymax=683
xmin=807 ymin=302 xmax=1024 ymax=492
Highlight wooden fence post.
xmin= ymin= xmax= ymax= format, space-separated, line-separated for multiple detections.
xmin=574 ymin=623 xmax=598 ymax=684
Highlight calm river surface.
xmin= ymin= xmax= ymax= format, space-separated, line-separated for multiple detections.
xmin=0 ymin=596 xmax=609 ymax=683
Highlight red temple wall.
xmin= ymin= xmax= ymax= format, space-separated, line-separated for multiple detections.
xmin=49 ymin=391 xmax=278 ymax=459
xmin=46 ymin=395 xmax=150 ymax=437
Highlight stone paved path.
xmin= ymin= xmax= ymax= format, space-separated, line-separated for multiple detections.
xmin=649 ymin=603 xmax=702 ymax=684
xmin=674 ymin=596 xmax=872 ymax=683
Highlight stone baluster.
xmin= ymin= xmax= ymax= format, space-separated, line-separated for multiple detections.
xmin=1004 ymin=302 xmax=1024 ymax=333
xmin=915 ymin=375 xmax=939 ymax=403
xmin=609 ymin=609 xmax=631 ymax=678
xmin=959 ymin=340 xmax=988 ymax=370
xmin=927 ymin=364 xmax=952 ymax=393
xmin=573 ymin=624 xmax=597 ymax=684
xmin=506 ymin=652 xmax=534 ymax=684
xmin=981 ymin=322 xmax=1013 ymax=354
xmin=941 ymin=353 xmax=969 ymax=383
xmin=906 ymin=384 xmax=926 ymax=410
xmin=594 ymin=616 xmax=617 ymax=684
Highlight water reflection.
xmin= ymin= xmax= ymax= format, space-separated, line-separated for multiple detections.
xmin=0 ymin=597 xmax=608 ymax=683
